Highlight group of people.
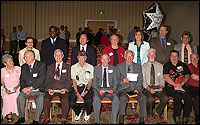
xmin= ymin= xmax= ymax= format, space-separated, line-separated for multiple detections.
xmin=1 ymin=24 xmax=199 ymax=124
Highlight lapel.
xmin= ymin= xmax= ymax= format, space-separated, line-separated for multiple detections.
xmin=99 ymin=65 xmax=102 ymax=83
xmin=31 ymin=60 xmax=38 ymax=74
xmin=108 ymin=65 xmax=113 ymax=85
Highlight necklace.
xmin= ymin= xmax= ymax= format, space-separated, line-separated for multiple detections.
xmin=6 ymin=66 xmax=14 ymax=74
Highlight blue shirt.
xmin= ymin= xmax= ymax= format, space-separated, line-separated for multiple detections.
xmin=17 ymin=30 xmax=26 ymax=40
xmin=134 ymin=41 xmax=144 ymax=65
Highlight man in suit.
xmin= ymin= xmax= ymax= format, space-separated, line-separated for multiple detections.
xmin=71 ymin=33 xmax=96 ymax=66
xmin=42 ymin=49 xmax=72 ymax=124
xmin=149 ymin=24 xmax=175 ymax=64
xmin=15 ymin=50 xmax=46 ymax=124
xmin=116 ymin=50 xmax=147 ymax=124
xmin=41 ymin=25 xmax=68 ymax=66
xmin=92 ymin=53 xmax=119 ymax=124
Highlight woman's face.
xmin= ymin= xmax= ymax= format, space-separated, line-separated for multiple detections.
xmin=5 ymin=58 xmax=14 ymax=68
xmin=135 ymin=31 xmax=142 ymax=41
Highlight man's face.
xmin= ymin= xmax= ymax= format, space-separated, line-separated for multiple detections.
xmin=110 ymin=35 xmax=119 ymax=46
xmin=181 ymin=35 xmax=190 ymax=45
xmin=79 ymin=34 xmax=88 ymax=46
xmin=54 ymin=50 xmax=64 ymax=63
xmin=170 ymin=52 xmax=179 ymax=64
xmin=49 ymin=27 xmax=57 ymax=39
xmin=24 ymin=52 xmax=34 ymax=65
xmin=147 ymin=51 xmax=156 ymax=63
xmin=125 ymin=51 xmax=134 ymax=63
xmin=191 ymin=53 xmax=199 ymax=66
xmin=78 ymin=56 xmax=87 ymax=65
xmin=159 ymin=26 xmax=168 ymax=38
xmin=101 ymin=54 xmax=110 ymax=67
xmin=25 ymin=39 xmax=33 ymax=48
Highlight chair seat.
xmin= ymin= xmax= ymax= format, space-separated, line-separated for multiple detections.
xmin=27 ymin=96 xmax=35 ymax=100
xmin=51 ymin=96 xmax=60 ymax=101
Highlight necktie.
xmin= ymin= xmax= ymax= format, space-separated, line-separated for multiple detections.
xmin=150 ymin=64 xmax=155 ymax=86
xmin=184 ymin=46 xmax=188 ymax=63
xmin=128 ymin=65 xmax=131 ymax=73
xmin=103 ymin=68 xmax=107 ymax=88
xmin=53 ymin=39 xmax=56 ymax=46
xmin=29 ymin=65 xmax=32 ymax=72
xmin=56 ymin=64 xmax=60 ymax=80
xmin=161 ymin=38 xmax=166 ymax=62
xmin=82 ymin=47 xmax=84 ymax=51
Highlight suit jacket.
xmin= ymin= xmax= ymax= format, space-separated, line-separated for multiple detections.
xmin=92 ymin=64 xmax=118 ymax=93
xmin=45 ymin=62 xmax=72 ymax=92
xmin=116 ymin=61 xmax=143 ymax=93
xmin=71 ymin=45 xmax=96 ymax=66
xmin=20 ymin=60 xmax=46 ymax=92
xmin=41 ymin=37 xmax=68 ymax=65
xmin=150 ymin=37 xmax=175 ymax=64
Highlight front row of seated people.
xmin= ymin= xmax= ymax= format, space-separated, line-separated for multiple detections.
xmin=1 ymin=48 xmax=199 ymax=124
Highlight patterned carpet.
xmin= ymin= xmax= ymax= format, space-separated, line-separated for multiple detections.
xmin=1 ymin=102 xmax=196 ymax=124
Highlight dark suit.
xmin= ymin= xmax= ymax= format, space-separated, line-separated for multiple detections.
xmin=43 ymin=62 xmax=72 ymax=119
xmin=150 ymin=37 xmax=175 ymax=64
xmin=92 ymin=64 xmax=119 ymax=124
xmin=17 ymin=60 xmax=46 ymax=121
xmin=71 ymin=45 xmax=96 ymax=66
xmin=41 ymin=37 xmax=68 ymax=65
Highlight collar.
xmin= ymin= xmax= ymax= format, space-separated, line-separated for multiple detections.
xmin=134 ymin=41 xmax=144 ymax=45
xmin=56 ymin=61 xmax=63 ymax=68
xmin=80 ymin=44 xmax=87 ymax=51
xmin=29 ymin=60 xmax=35 ymax=69
xmin=102 ymin=65 xmax=108 ymax=70
xmin=50 ymin=37 xmax=57 ymax=43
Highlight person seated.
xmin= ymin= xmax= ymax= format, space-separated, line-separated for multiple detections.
xmin=42 ymin=49 xmax=72 ymax=124
xmin=92 ymin=53 xmax=119 ymax=124
xmin=69 ymin=51 xmax=94 ymax=122
xmin=15 ymin=50 xmax=46 ymax=124
xmin=1 ymin=54 xmax=21 ymax=123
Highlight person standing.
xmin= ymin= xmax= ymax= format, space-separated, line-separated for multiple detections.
xmin=1 ymin=29 xmax=6 ymax=55
xmin=59 ymin=25 xmax=66 ymax=40
xmin=17 ymin=25 xmax=26 ymax=50
xmin=76 ymin=27 xmax=82 ymax=46
xmin=65 ymin=25 xmax=71 ymax=50
xmin=9 ymin=26 xmax=18 ymax=56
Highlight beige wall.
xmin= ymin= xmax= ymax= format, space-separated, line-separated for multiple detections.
xmin=2 ymin=1 xmax=199 ymax=51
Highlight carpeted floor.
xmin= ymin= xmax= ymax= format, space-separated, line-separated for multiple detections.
xmin=1 ymin=102 xmax=196 ymax=124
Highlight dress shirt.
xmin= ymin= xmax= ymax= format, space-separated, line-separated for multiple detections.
xmin=80 ymin=44 xmax=87 ymax=51
xmin=50 ymin=37 xmax=57 ymax=45
xmin=101 ymin=65 xmax=110 ymax=87
xmin=55 ymin=61 xmax=63 ymax=76
xmin=29 ymin=60 xmax=35 ymax=69
xmin=17 ymin=30 xmax=26 ymax=40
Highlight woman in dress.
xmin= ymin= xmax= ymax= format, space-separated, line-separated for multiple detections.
xmin=1 ymin=54 xmax=21 ymax=123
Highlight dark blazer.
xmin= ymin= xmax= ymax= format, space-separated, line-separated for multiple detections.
xmin=71 ymin=45 xmax=96 ymax=66
xmin=45 ymin=62 xmax=72 ymax=91
xmin=20 ymin=60 xmax=46 ymax=92
xmin=41 ymin=37 xmax=68 ymax=65
xmin=116 ymin=61 xmax=143 ymax=93
xmin=149 ymin=37 xmax=175 ymax=64
xmin=92 ymin=64 xmax=118 ymax=93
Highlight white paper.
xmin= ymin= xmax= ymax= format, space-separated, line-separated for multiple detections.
xmin=33 ymin=73 xmax=38 ymax=77
xmin=157 ymin=72 xmax=160 ymax=76
xmin=167 ymin=42 xmax=171 ymax=45
xmin=7 ymin=87 xmax=15 ymax=92
xmin=108 ymin=70 xmax=113 ymax=73
xmin=62 ymin=69 xmax=67 ymax=73
xmin=5 ymin=74 xmax=9 ymax=77
xmin=109 ymin=52 xmax=113 ymax=56
xmin=127 ymin=73 xmax=138 ymax=81
xmin=85 ymin=72 xmax=90 ymax=79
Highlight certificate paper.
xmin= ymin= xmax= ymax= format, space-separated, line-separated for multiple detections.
xmin=127 ymin=73 xmax=138 ymax=81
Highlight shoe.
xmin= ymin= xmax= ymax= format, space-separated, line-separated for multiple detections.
xmin=33 ymin=120 xmax=39 ymax=124
xmin=147 ymin=115 xmax=154 ymax=122
xmin=15 ymin=117 xmax=25 ymax=124
xmin=61 ymin=120 xmax=67 ymax=124
xmin=173 ymin=116 xmax=181 ymax=124
xmin=139 ymin=121 xmax=145 ymax=124
xmin=83 ymin=111 xmax=90 ymax=122
xmin=74 ymin=110 xmax=83 ymax=122
xmin=154 ymin=110 xmax=161 ymax=122
xmin=42 ymin=119 xmax=50 ymax=124
xmin=182 ymin=117 xmax=188 ymax=124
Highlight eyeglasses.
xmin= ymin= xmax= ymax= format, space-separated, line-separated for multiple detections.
xmin=23 ymin=55 xmax=31 ymax=60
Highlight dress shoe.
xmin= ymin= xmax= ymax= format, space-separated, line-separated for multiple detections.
xmin=15 ymin=117 xmax=25 ymax=124
xmin=173 ymin=116 xmax=181 ymax=124
xmin=42 ymin=119 xmax=50 ymax=124
xmin=182 ymin=117 xmax=188 ymax=124
xmin=61 ymin=120 xmax=67 ymax=124
xmin=83 ymin=111 xmax=91 ymax=122
xmin=139 ymin=121 xmax=145 ymax=124
xmin=147 ymin=115 xmax=154 ymax=122
xmin=74 ymin=110 xmax=83 ymax=122
xmin=33 ymin=120 xmax=39 ymax=124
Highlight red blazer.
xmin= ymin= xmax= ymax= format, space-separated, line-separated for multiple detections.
xmin=102 ymin=45 xmax=126 ymax=66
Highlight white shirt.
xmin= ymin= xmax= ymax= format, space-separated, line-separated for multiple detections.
xmin=80 ymin=44 xmax=87 ymax=51
xmin=50 ymin=37 xmax=57 ymax=45
xmin=55 ymin=61 xmax=63 ymax=75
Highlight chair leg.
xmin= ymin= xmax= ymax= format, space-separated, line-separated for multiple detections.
xmin=25 ymin=100 xmax=28 ymax=120
xmin=50 ymin=107 xmax=52 ymax=121
xmin=164 ymin=104 xmax=168 ymax=120
xmin=71 ymin=109 xmax=75 ymax=122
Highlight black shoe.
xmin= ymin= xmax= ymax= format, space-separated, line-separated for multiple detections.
xmin=182 ymin=117 xmax=188 ymax=124
xmin=33 ymin=120 xmax=39 ymax=124
xmin=139 ymin=121 xmax=145 ymax=124
xmin=15 ymin=117 xmax=25 ymax=124
xmin=195 ymin=115 xmax=199 ymax=124
xmin=173 ymin=116 xmax=181 ymax=124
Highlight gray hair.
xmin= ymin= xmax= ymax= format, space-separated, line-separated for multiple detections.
xmin=2 ymin=54 xmax=13 ymax=66
xmin=147 ymin=48 xmax=156 ymax=55
xmin=101 ymin=53 xmax=110 ymax=60
xmin=54 ymin=49 xmax=64 ymax=56
xmin=25 ymin=50 xmax=35 ymax=58
xmin=124 ymin=50 xmax=135 ymax=57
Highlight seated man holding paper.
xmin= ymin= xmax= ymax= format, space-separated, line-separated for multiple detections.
xmin=163 ymin=50 xmax=192 ymax=124
xmin=142 ymin=48 xmax=169 ymax=122
xmin=116 ymin=50 xmax=147 ymax=124
xmin=15 ymin=50 xmax=46 ymax=124
xmin=69 ymin=51 xmax=94 ymax=122
xmin=92 ymin=53 xmax=119 ymax=124
xmin=42 ymin=49 xmax=72 ymax=124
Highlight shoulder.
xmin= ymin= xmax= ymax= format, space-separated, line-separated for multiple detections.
xmin=143 ymin=41 xmax=150 ymax=45
xmin=1 ymin=67 xmax=6 ymax=72
xmin=88 ymin=45 xmax=95 ymax=51
xmin=103 ymin=45 xmax=112 ymax=51
xmin=117 ymin=61 xmax=125 ymax=68
xmin=133 ymin=62 xmax=141 ymax=68
xmin=85 ymin=62 xmax=94 ymax=68
xmin=118 ymin=45 xmax=125 ymax=51
xmin=174 ymin=43 xmax=181 ymax=47
xmin=42 ymin=38 xmax=50 ymax=43
xmin=15 ymin=66 xmax=21 ymax=70
xmin=72 ymin=45 xmax=79 ymax=51
xmin=129 ymin=41 xmax=135 ymax=46
xmin=155 ymin=61 xmax=163 ymax=67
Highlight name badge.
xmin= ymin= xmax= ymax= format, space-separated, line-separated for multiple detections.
xmin=5 ymin=74 xmax=9 ymax=78
xmin=157 ymin=72 xmax=161 ymax=76
xmin=33 ymin=73 xmax=38 ymax=77
xmin=127 ymin=73 xmax=138 ymax=81
xmin=108 ymin=70 xmax=113 ymax=73
xmin=167 ymin=42 xmax=171 ymax=46
xmin=109 ymin=52 xmax=113 ymax=56
xmin=62 ymin=69 xmax=67 ymax=73
xmin=85 ymin=71 xmax=90 ymax=79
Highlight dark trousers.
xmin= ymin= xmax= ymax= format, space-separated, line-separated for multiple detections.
xmin=10 ymin=40 xmax=18 ymax=55
xmin=69 ymin=86 xmax=93 ymax=116
xmin=164 ymin=86 xmax=192 ymax=118
xmin=43 ymin=92 xmax=70 ymax=119
xmin=185 ymin=86 xmax=199 ymax=115
xmin=19 ymin=40 xmax=26 ymax=50
xmin=65 ymin=39 xmax=69 ymax=50
xmin=143 ymin=89 xmax=169 ymax=116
